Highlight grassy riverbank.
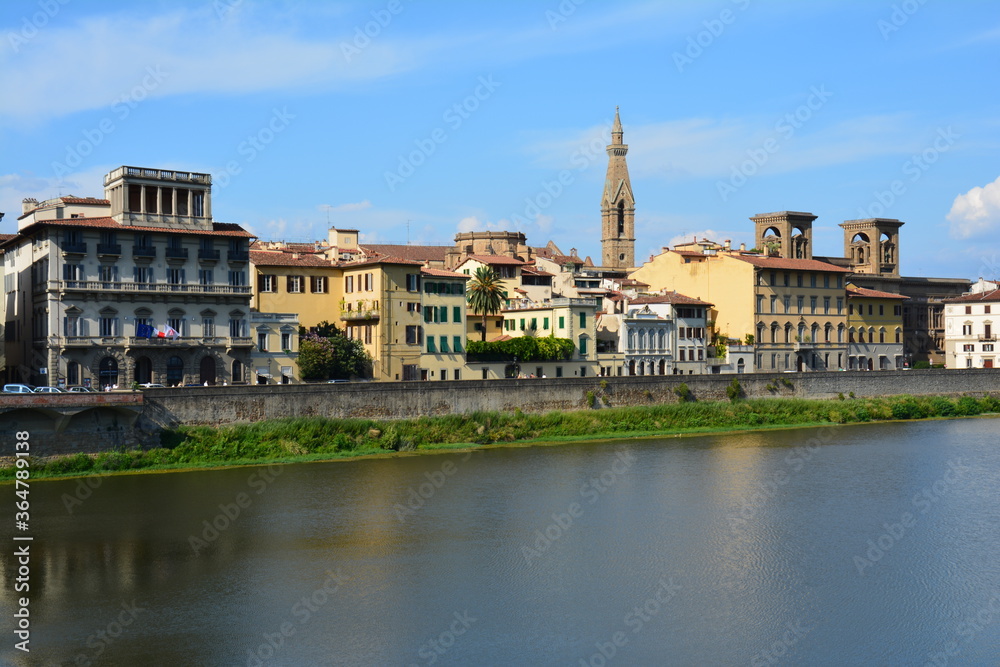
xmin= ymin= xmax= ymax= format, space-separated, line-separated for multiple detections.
xmin=4 ymin=393 xmax=999 ymax=481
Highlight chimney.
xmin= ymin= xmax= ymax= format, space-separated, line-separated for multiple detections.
xmin=22 ymin=198 xmax=38 ymax=215
xmin=739 ymin=242 xmax=746 ymax=251
xmin=763 ymin=245 xmax=770 ymax=257
xmin=724 ymin=239 xmax=731 ymax=251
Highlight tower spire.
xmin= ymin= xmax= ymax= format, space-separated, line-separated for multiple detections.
xmin=601 ymin=106 xmax=635 ymax=269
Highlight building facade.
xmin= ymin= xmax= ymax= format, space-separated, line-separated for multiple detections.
xmin=420 ymin=268 xmax=469 ymax=381
xmin=943 ymin=288 xmax=1000 ymax=369
xmin=845 ymin=284 xmax=907 ymax=370
xmin=2 ymin=166 xmax=254 ymax=388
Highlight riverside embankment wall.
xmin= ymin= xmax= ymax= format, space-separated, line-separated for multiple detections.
xmin=141 ymin=369 xmax=1000 ymax=429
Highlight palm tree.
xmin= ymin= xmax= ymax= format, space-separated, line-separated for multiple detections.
xmin=466 ymin=265 xmax=508 ymax=341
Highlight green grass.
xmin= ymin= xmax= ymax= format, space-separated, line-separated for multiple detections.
xmin=4 ymin=393 xmax=999 ymax=481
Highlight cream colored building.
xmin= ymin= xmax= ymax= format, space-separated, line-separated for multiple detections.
xmin=1 ymin=166 xmax=254 ymax=388
xmin=250 ymin=311 xmax=300 ymax=384
xmin=943 ymin=288 xmax=1000 ymax=369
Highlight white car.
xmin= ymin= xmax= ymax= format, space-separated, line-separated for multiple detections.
xmin=34 ymin=386 xmax=65 ymax=393
xmin=3 ymin=384 xmax=35 ymax=393
xmin=140 ymin=383 xmax=166 ymax=388
xmin=67 ymin=386 xmax=98 ymax=393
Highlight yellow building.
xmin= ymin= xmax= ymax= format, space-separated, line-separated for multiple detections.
xmin=420 ymin=268 xmax=469 ymax=381
xmin=251 ymin=245 xmax=341 ymax=329
xmin=845 ymin=283 xmax=907 ymax=370
xmin=340 ymin=256 xmax=425 ymax=381
xmin=631 ymin=250 xmax=850 ymax=372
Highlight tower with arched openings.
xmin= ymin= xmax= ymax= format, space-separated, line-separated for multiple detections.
xmin=751 ymin=211 xmax=816 ymax=259
xmin=839 ymin=218 xmax=903 ymax=278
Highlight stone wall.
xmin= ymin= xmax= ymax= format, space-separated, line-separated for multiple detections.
xmin=141 ymin=369 xmax=1000 ymax=429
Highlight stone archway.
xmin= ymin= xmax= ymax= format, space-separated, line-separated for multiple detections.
xmin=98 ymin=357 xmax=119 ymax=388
xmin=199 ymin=356 xmax=217 ymax=385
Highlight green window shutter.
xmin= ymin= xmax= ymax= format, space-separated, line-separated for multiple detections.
xmin=423 ymin=306 xmax=432 ymax=323
xmin=520 ymin=318 xmax=525 ymax=330
xmin=440 ymin=336 xmax=450 ymax=353
xmin=543 ymin=317 xmax=549 ymax=329
xmin=579 ymin=337 xmax=587 ymax=354
xmin=427 ymin=336 xmax=436 ymax=353
xmin=579 ymin=312 xmax=586 ymax=328
xmin=453 ymin=306 xmax=462 ymax=322
xmin=439 ymin=306 xmax=447 ymax=323
xmin=559 ymin=316 xmax=565 ymax=328
xmin=453 ymin=336 xmax=462 ymax=352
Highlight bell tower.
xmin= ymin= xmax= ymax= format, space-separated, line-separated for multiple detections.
xmin=601 ymin=107 xmax=635 ymax=269
xmin=840 ymin=218 xmax=903 ymax=277
xmin=751 ymin=211 xmax=816 ymax=259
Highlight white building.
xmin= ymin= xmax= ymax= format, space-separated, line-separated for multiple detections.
xmin=943 ymin=288 xmax=999 ymax=369
xmin=1 ymin=166 xmax=254 ymax=388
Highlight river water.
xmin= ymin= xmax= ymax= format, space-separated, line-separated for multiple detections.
xmin=3 ymin=417 xmax=1000 ymax=666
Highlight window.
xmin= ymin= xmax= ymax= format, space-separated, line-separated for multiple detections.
xmin=427 ymin=336 xmax=436 ymax=353
xmin=99 ymin=315 xmax=119 ymax=337
xmin=364 ymin=273 xmax=373 ymax=291
xmin=797 ymin=296 xmax=804 ymax=313
xmin=230 ymin=317 xmax=247 ymax=337
xmin=769 ymin=271 xmax=776 ymax=285
xmin=257 ymin=332 xmax=269 ymax=351
xmin=868 ymin=304 xmax=873 ymax=316
xmin=894 ymin=305 xmax=901 ymax=316
xmin=440 ymin=336 xmax=450 ymax=353
xmin=559 ymin=316 xmax=565 ymax=329
xmin=824 ymin=297 xmax=830 ymax=314
xmin=757 ymin=295 xmax=764 ymax=313
xmin=783 ymin=296 xmax=790 ymax=314
xmin=579 ymin=336 xmax=587 ymax=355
xmin=63 ymin=263 xmax=84 ymax=282
xmin=203 ymin=317 xmax=215 ymax=337
xmin=984 ymin=344 xmax=995 ymax=352
xmin=965 ymin=306 xmax=972 ymax=314
xmin=770 ymin=295 xmax=777 ymax=313
xmin=530 ymin=317 xmax=537 ymax=330
xmin=453 ymin=336 xmax=462 ymax=353
xmin=134 ymin=266 xmax=153 ymax=284
xmin=345 ymin=276 xmax=354 ymax=293
xmin=986 ymin=305 xmax=992 ymax=314
xmin=543 ymin=317 xmax=549 ymax=330
xmin=580 ymin=366 xmax=587 ymax=377
xmin=810 ymin=296 xmax=817 ymax=314
xmin=199 ymin=269 xmax=214 ymax=286
xmin=963 ymin=344 xmax=974 ymax=352
xmin=439 ymin=306 xmax=448 ymax=323
xmin=424 ymin=306 xmax=433 ymax=323
xmin=286 ymin=276 xmax=303 ymax=293
xmin=824 ymin=275 xmax=830 ymax=288
xmin=810 ymin=274 xmax=817 ymax=288
xmin=259 ymin=274 xmax=277 ymax=292
xmin=453 ymin=306 xmax=462 ymax=323
xmin=98 ymin=265 xmax=119 ymax=284
xmin=962 ymin=324 xmax=973 ymax=336
xmin=879 ymin=329 xmax=885 ymax=343
xmin=406 ymin=274 xmax=421 ymax=292
xmin=167 ymin=267 xmax=185 ymax=285
xmin=838 ymin=298 xmax=844 ymax=315
xmin=879 ymin=304 xmax=884 ymax=316
xmin=440 ymin=369 xmax=448 ymax=381
xmin=311 ymin=276 xmax=328 ymax=293
xmin=579 ymin=312 xmax=586 ymax=328
xmin=228 ymin=271 xmax=246 ymax=286
xmin=797 ymin=274 xmax=803 ymax=287
xmin=406 ymin=302 xmax=421 ymax=313
xmin=405 ymin=325 xmax=423 ymax=345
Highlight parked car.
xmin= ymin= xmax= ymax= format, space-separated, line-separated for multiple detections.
xmin=67 ymin=386 xmax=98 ymax=393
xmin=34 ymin=386 xmax=65 ymax=393
xmin=140 ymin=383 xmax=166 ymax=389
xmin=327 ymin=379 xmax=350 ymax=383
xmin=3 ymin=384 xmax=36 ymax=393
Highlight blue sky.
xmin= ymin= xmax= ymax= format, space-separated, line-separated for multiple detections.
xmin=2 ymin=0 xmax=999 ymax=281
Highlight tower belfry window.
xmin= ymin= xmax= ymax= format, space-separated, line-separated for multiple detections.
xmin=617 ymin=201 xmax=625 ymax=235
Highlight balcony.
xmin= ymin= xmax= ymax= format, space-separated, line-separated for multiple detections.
xmin=165 ymin=247 xmax=189 ymax=259
xmin=49 ymin=280 xmax=252 ymax=296
xmin=227 ymin=249 xmax=249 ymax=262
xmin=228 ymin=337 xmax=254 ymax=348
xmin=199 ymin=248 xmax=221 ymax=261
xmin=62 ymin=242 xmax=87 ymax=255
xmin=106 ymin=166 xmax=212 ymax=185
xmin=979 ymin=334 xmax=997 ymax=342
xmin=96 ymin=243 xmax=122 ymax=256
xmin=793 ymin=339 xmax=816 ymax=351
xmin=132 ymin=246 xmax=156 ymax=258
xmin=340 ymin=308 xmax=380 ymax=322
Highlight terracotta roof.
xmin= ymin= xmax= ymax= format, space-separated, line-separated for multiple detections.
xmin=250 ymin=250 xmax=334 ymax=267
xmin=616 ymin=278 xmax=649 ymax=287
xmin=944 ymin=288 xmax=1000 ymax=303
xmin=343 ymin=255 xmax=424 ymax=268
xmin=360 ymin=243 xmax=448 ymax=262
xmin=465 ymin=254 xmax=525 ymax=265
xmin=0 ymin=233 xmax=16 ymax=243
xmin=631 ymin=292 xmax=714 ymax=307
xmin=728 ymin=255 xmax=851 ymax=273
xmin=521 ymin=265 xmax=554 ymax=277
xmin=421 ymin=267 xmax=469 ymax=279
xmin=846 ymin=286 xmax=909 ymax=300
xmin=60 ymin=197 xmax=109 ymax=205
xmin=10 ymin=216 xmax=254 ymax=240
xmin=489 ymin=334 xmax=513 ymax=342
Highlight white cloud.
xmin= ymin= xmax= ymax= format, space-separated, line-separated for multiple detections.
xmin=457 ymin=215 xmax=508 ymax=233
xmin=947 ymin=176 xmax=1000 ymax=239
xmin=319 ymin=200 xmax=372 ymax=213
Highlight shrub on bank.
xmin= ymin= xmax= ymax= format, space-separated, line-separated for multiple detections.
xmin=2 ymin=393 xmax=998 ymax=480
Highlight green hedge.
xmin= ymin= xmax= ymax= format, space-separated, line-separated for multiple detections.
xmin=466 ymin=336 xmax=575 ymax=361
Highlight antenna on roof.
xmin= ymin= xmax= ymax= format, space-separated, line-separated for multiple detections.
xmin=407 ymin=219 xmax=411 ymax=245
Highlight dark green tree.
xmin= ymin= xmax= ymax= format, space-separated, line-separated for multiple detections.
xmin=297 ymin=321 xmax=372 ymax=380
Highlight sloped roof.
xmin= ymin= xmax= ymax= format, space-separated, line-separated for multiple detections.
xmin=7 ymin=217 xmax=253 ymax=246
xmin=360 ymin=243 xmax=449 ymax=262
xmin=944 ymin=288 xmax=1000 ymax=303
xmin=630 ymin=292 xmax=713 ymax=307
xmin=846 ymin=285 xmax=909 ymax=300
xmin=343 ymin=255 xmax=424 ymax=268
xmin=421 ymin=267 xmax=469 ymax=279
xmin=728 ymin=255 xmax=851 ymax=273
xmin=465 ymin=254 xmax=525 ymax=265
xmin=250 ymin=250 xmax=334 ymax=267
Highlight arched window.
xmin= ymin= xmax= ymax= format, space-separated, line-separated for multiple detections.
xmin=617 ymin=201 xmax=625 ymax=235
xmin=879 ymin=328 xmax=886 ymax=344
xmin=757 ymin=323 xmax=765 ymax=344
xmin=166 ymin=356 xmax=184 ymax=386
xmin=784 ymin=323 xmax=792 ymax=344
xmin=895 ymin=327 xmax=902 ymax=344
xmin=98 ymin=357 xmax=118 ymax=388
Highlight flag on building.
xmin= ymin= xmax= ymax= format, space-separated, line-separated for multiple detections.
xmin=135 ymin=323 xmax=154 ymax=338
xmin=164 ymin=325 xmax=180 ymax=340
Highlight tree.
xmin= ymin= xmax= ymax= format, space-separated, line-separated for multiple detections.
xmin=466 ymin=265 xmax=507 ymax=341
xmin=297 ymin=321 xmax=372 ymax=380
